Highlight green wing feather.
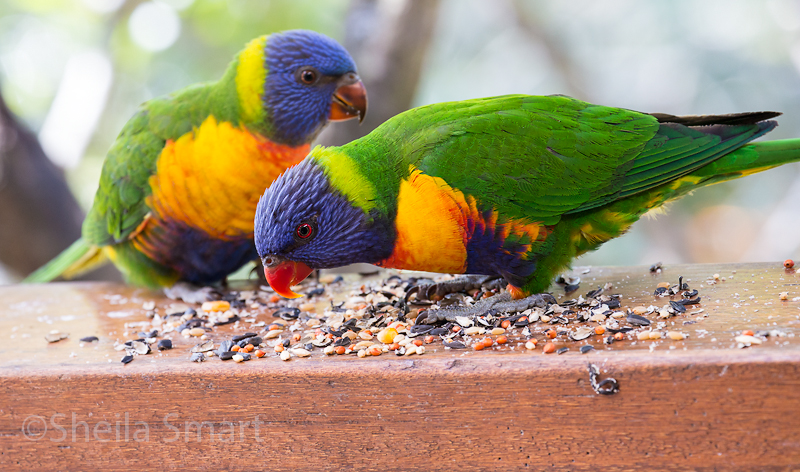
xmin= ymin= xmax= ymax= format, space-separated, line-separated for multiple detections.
xmin=358 ymin=95 xmax=777 ymax=225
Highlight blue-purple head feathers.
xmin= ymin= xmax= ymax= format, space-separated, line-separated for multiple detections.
xmin=255 ymin=158 xmax=394 ymax=268
xmin=265 ymin=30 xmax=358 ymax=146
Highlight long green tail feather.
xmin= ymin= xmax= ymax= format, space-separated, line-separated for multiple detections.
xmin=691 ymin=138 xmax=800 ymax=184
xmin=23 ymin=238 xmax=106 ymax=283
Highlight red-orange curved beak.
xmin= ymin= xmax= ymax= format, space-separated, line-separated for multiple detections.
xmin=330 ymin=79 xmax=367 ymax=123
xmin=264 ymin=258 xmax=313 ymax=299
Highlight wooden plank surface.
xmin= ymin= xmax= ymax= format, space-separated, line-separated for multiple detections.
xmin=1 ymin=262 xmax=799 ymax=470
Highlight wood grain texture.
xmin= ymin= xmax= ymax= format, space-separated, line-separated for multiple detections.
xmin=1 ymin=262 xmax=799 ymax=470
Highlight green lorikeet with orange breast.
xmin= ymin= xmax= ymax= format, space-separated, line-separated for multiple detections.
xmin=254 ymin=94 xmax=800 ymax=320
xmin=25 ymin=30 xmax=366 ymax=288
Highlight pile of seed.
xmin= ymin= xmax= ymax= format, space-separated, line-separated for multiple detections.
xmin=108 ymin=269 xmax=728 ymax=364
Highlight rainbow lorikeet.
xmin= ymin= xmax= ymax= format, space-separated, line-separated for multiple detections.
xmin=25 ymin=30 xmax=366 ymax=288
xmin=253 ymin=94 xmax=800 ymax=320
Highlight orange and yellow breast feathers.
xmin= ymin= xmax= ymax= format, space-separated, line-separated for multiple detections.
xmin=144 ymin=116 xmax=308 ymax=241
xmin=377 ymin=167 xmax=548 ymax=273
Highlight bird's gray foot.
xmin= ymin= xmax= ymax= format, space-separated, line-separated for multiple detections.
xmin=405 ymin=275 xmax=503 ymax=304
xmin=419 ymin=292 xmax=556 ymax=324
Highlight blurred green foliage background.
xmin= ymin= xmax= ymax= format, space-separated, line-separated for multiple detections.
xmin=1 ymin=0 xmax=800 ymax=283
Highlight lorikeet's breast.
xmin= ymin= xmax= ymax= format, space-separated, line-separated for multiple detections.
xmin=375 ymin=166 xmax=552 ymax=288
xmin=131 ymin=116 xmax=309 ymax=283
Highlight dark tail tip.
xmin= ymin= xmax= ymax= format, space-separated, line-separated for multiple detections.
xmin=650 ymin=111 xmax=782 ymax=126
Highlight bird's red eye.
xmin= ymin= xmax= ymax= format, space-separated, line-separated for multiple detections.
xmin=299 ymin=68 xmax=317 ymax=84
xmin=296 ymin=223 xmax=313 ymax=239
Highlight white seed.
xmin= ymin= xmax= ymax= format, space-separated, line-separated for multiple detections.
xmin=354 ymin=340 xmax=375 ymax=350
xmin=667 ymin=331 xmax=686 ymax=340
xmin=323 ymin=345 xmax=335 ymax=356
xmin=264 ymin=329 xmax=283 ymax=339
xmin=455 ymin=316 xmax=474 ymax=327
xmin=464 ymin=326 xmax=485 ymax=336
xmin=358 ymin=331 xmax=373 ymax=340
xmin=189 ymin=327 xmax=205 ymax=337
xmin=525 ymin=341 xmax=536 ymax=350
xmin=232 ymin=354 xmax=244 ymax=363
xmin=589 ymin=313 xmax=606 ymax=322
xmin=735 ymin=335 xmax=762 ymax=345
xmin=280 ymin=350 xmax=292 ymax=361
xmin=291 ymin=348 xmax=311 ymax=358
xmin=491 ymin=327 xmax=505 ymax=335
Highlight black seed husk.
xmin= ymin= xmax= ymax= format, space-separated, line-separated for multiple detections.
xmin=334 ymin=337 xmax=351 ymax=347
xmin=121 ymin=355 xmax=134 ymax=364
xmin=232 ymin=332 xmax=257 ymax=342
xmin=157 ymin=339 xmax=173 ymax=350
xmin=580 ymin=345 xmax=594 ymax=354
xmin=627 ymin=314 xmax=651 ymax=326
xmin=219 ymin=351 xmax=236 ymax=361
xmin=274 ymin=307 xmax=300 ymax=320
xmin=556 ymin=347 xmax=569 ymax=355
xmin=215 ymin=340 xmax=233 ymax=356
xmin=669 ymin=300 xmax=687 ymax=313
xmin=80 ymin=336 xmax=99 ymax=343
xmin=677 ymin=297 xmax=701 ymax=306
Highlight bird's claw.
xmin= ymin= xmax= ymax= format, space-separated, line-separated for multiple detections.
xmin=417 ymin=292 xmax=556 ymax=325
xmin=405 ymin=275 xmax=503 ymax=304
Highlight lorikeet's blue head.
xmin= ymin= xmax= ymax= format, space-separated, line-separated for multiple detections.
xmin=255 ymin=158 xmax=394 ymax=298
xmin=264 ymin=30 xmax=367 ymax=146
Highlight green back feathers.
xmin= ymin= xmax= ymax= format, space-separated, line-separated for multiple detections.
xmin=316 ymin=95 xmax=789 ymax=232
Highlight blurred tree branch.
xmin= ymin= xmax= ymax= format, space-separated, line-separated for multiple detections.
xmin=318 ymin=0 xmax=441 ymax=146
xmin=0 ymin=89 xmax=84 ymax=277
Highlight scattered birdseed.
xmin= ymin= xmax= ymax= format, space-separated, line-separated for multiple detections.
xmin=627 ymin=314 xmax=651 ymax=326
xmin=735 ymin=335 xmax=762 ymax=345
xmin=588 ymin=364 xmax=619 ymax=395
xmin=292 ymin=348 xmax=311 ymax=358
xmin=202 ymin=300 xmax=230 ymax=312
xmin=632 ymin=306 xmax=648 ymax=315
xmin=570 ymin=327 xmax=593 ymax=341
xmin=191 ymin=341 xmax=214 ymax=353
xmin=45 ymin=332 xmax=69 ymax=343
xmin=376 ymin=327 xmax=398 ymax=344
